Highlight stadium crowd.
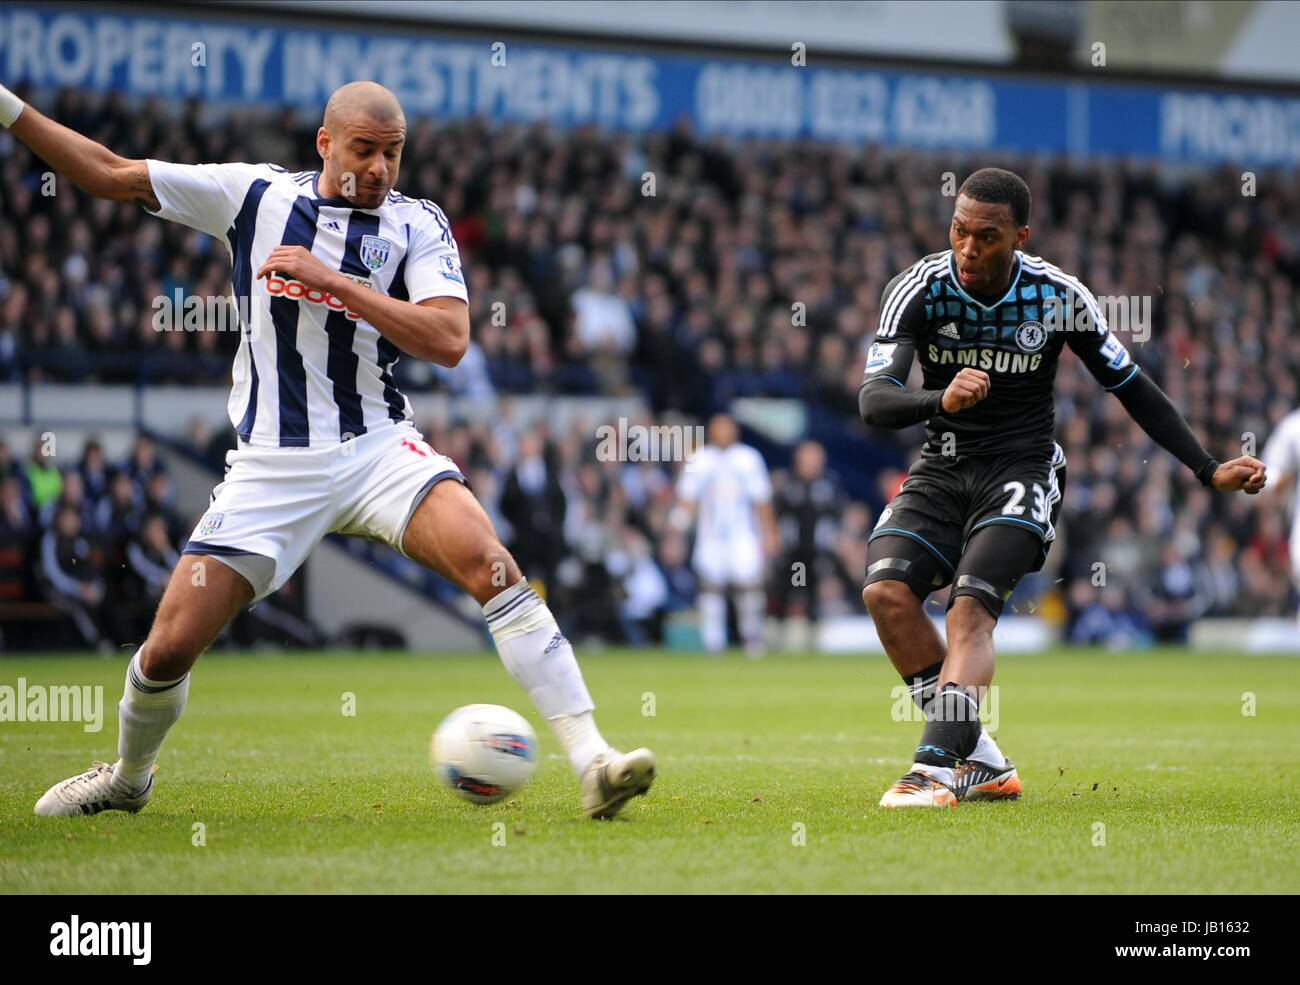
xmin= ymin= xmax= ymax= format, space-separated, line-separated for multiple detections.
xmin=0 ymin=434 xmax=182 ymax=649
xmin=1 ymin=87 xmax=1297 ymax=647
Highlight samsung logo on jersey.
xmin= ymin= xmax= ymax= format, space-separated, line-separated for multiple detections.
xmin=926 ymin=346 xmax=1043 ymax=374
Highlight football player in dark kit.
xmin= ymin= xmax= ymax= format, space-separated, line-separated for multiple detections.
xmin=859 ymin=168 xmax=1267 ymax=808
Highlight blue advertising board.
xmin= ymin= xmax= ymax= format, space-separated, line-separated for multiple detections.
xmin=1 ymin=4 xmax=1297 ymax=164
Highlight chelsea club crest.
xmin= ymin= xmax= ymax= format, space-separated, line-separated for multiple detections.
xmin=1015 ymin=320 xmax=1047 ymax=353
xmin=360 ymin=235 xmax=392 ymax=271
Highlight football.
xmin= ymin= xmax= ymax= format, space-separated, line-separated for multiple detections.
xmin=430 ymin=704 xmax=539 ymax=804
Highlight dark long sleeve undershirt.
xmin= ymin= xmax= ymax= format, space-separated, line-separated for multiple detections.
xmin=858 ymin=378 xmax=944 ymax=429
xmin=859 ymin=370 xmax=1219 ymax=486
xmin=1112 ymin=370 xmax=1218 ymax=485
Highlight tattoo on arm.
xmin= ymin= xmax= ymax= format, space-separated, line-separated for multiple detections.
xmin=124 ymin=163 xmax=160 ymax=211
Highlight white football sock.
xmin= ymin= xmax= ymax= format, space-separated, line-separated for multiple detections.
xmin=737 ymin=588 xmax=766 ymax=650
xmin=913 ymin=761 xmax=955 ymax=786
xmin=698 ymin=590 xmax=726 ymax=652
xmin=548 ymin=710 xmax=610 ymax=776
xmin=484 ymin=580 xmax=605 ymax=775
xmin=114 ymin=648 xmax=189 ymax=793
xmin=969 ymin=729 xmax=1007 ymax=767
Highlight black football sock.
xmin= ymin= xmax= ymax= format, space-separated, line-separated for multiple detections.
xmin=914 ymin=683 xmax=982 ymax=767
xmin=903 ymin=660 xmax=945 ymax=714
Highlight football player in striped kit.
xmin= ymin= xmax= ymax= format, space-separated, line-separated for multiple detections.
xmin=859 ymin=168 xmax=1266 ymax=808
xmin=1 ymin=81 xmax=654 ymax=820
xmin=1261 ymin=407 xmax=1300 ymax=620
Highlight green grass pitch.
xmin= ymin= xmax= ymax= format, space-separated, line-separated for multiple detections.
xmin=2 ymin=648 xmax=1297 ymax=894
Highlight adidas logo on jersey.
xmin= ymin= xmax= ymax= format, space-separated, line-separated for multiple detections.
xmin=937 ymin=322 xmax=961 ymax=339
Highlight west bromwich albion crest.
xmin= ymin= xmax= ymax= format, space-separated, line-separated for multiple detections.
xmin=360 ymin=235 xmax=392 ymax=271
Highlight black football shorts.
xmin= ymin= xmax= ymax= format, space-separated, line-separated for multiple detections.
xmin=864 ymin=444 xmax=1067 ymax=617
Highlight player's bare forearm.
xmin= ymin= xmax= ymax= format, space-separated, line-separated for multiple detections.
xmin=330 ymin=278 xmax=468 ymax=367
xmin=255 ymin=244 xmax=470 ymax=366
xmin=6 ymin=100 xmax=155 ymax=208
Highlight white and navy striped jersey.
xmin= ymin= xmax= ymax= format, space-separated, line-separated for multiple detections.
xmin=1263 ymin=408 xmax=1300 ymax=483
xmin=145 ymin=160 xmax=468 ymax=448
xmin=1263 ymin=409 xmax=1300 ymax=545
xmin=676 ymin=443 xmax=772 ymax=545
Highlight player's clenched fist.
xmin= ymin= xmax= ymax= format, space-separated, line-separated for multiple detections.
xmin=1211 ymin=455 xmax=1267 ymax=495
xmin=941 ymin=368 xmax=991 ymax=413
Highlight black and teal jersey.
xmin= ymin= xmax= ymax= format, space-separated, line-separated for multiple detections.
xmin=861 ymin=249 xmax=1138 ymax=458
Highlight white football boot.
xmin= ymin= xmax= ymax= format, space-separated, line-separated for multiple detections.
xmin=581 ymin=747 xmax=656 ymax=819
xmin=34 ymin=761 xmax=154 ymax=817
xmin=878 ymin=765 xmax=958 ymax=808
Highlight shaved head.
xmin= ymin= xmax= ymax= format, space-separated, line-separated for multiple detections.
xmin=322 ymin=80 xmax=405 ymax=134
xmin=316 ymin=81 xmax=407 ymax=208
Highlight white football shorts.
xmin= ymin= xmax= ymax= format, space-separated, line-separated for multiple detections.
xmin=183 ymin=422 xmax=465 ymax=601
xmin=691 ymin=535 xmax=764 ymax=588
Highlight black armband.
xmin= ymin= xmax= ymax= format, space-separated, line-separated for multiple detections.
xmin=859 ymin=379 xmax=944 ymax=429
xmin=1112 ymin=370 xmax=1216 ymax=480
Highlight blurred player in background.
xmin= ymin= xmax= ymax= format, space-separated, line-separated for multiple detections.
xmin=0 ymin=79 xmax=655 ymax=821
xmin=774 ymin=440 xmax=848 ymax=626
xmin=858 ymin=168 xmax=1266 ymax=808
xmin=1262 ymin=407 xmax=1300 ymax=619
xmin=673 ymin=413 xmax=778 ymax=657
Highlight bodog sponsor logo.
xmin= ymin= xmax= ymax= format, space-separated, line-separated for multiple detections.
xmin=264 ymin=272 xmax=374 ymax=321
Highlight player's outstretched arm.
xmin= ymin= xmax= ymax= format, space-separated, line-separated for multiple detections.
xmin=1065 ymin=289 xmax=1264 ymax=494
xmin=1099 ymin=362 xmax=1265 ymax=494
xmin=0 ymin=83 xmax=159 ymax=210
